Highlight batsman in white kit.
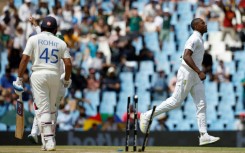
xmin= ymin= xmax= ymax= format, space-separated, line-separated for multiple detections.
xmin=25 ymin=16 xmax=71 ymax=150
xmin=140 ymin=18 xmax=220 ymax=145
xmin=13 ymin=16 xmax=72 ymax=151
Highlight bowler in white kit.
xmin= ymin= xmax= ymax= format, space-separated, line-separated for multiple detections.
xmin=140 ymin=18 xmax=220 ymax=145
xmin=13 ymin=16 xmax=72 ymax=151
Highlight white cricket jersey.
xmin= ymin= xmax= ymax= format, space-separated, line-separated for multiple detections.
xmin=182 ymin=31 xmax=205 ymax=70
xmin=23 ymin=31 xmax=70 ymax=72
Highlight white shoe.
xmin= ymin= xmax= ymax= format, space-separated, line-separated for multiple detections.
xmin=139 ymin=113 xmax=149 ymax=134
xmin=27 ymin=134 xmax=38 ymax=144
xmin=199 ymin=133 xmax=220 ymax=145
xmin=41 ymin=145 xmax=46 ymax=151
xmin=46 ymin=138 xmax=56 ymax=151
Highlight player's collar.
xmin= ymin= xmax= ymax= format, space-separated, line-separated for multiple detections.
xmin=41 ymin=31 xmax=54 ymax=36
xmin=193 ymin=30 xmax=202 ymax=38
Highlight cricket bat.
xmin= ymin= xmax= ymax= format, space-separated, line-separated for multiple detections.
xmin=15 ymin=94 xmax=24 ymax=139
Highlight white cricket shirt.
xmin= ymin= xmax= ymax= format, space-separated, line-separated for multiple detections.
xmin=182 ymin=30 xmax=205 ymax=70
xmin=23 ymin=31 xmax=70 ymax=73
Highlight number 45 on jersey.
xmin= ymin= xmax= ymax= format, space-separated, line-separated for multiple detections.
xmin=40 ymin=48 xmax=59 ymax=63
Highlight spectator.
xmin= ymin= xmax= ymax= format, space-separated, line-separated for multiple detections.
xmin=138 ymin=44 xmax=154 ymax=61
xmin=94 ymin=8 xmax=108 ymax=24
xmin=1 ymin=89 xmax=15 ymax=111
xmin=18 ymin=0 xmax=35 ymax=22
xmin=71 ymin=67 xmax=87 ymax=91
xmin=0 ymin=9 xmax=12 ymax=47
xmin=12 ymin=7 xmax=21 ymax=29
xmin=63 ymin=28 xmax=81 ymax=51
xmin=150 ymin=70 xmax=169 ymax=100
xmin=214 ymin=60 xmax=230 ymax=82
xmin=81 ymin=5 xmax=91 ymax=20
xmin=221 ymin=5 xmax=238 ymax=41
xmin=239 ymin=0 xmax=245 ymax=9
xmin=118 ymin=55 xmax=137 ymax=72
xmin=0 ymin=96 xmax=9 ymax=117
xmin=77 ymin=16 xmax=92 ymax=36
xmin=89 ymin=123 xmax=100 ymax=131
xmin=80 ymin=48 xmax=93 ymax=73
xmin=239 ymin=0 xmax=245 ymax=24
xmin=59 ymin=2 xmax=73 ymax=31
xmin=0 ymin=66 xmax=16 ymax=92
xmin=73 ymin=5 xmax=82 ymax=25
xmin=108 ymin=26 xmax=122 ymax=47
xmin=86 ymin=68 xmax=101 ymax=92
xmin=208 ymin=0 xmax=225 ymax=24
xmin=107 ymin=11 xmax=126 ymax=36
xmin=195 ymin=0 xmax=209 ymax=21
xmin=159 ymin=8 xmax=172 ymax=50
xmin=236 ymin=9 xmax=245 ymax=42
xmin=74 ymin=105 xmax=87 ymax=130
xmin=235 ymin=113 xmax=245 ymax=131
xmin=57 ymin=104 xmax=73 ymax=131
xmin=49 ymin=6 xmax=62 ymax=27
xmin=68 ymin=89 xmax=91 ymax=112
xmin=7 ymin=26 xmax=23 ymax=71
xmin=93 ymin=18 xmax=109 ymax=37
xmin=101 ymin=116 xmax=118 ymax=131
xmin=110 ymin=40 xmax=121 ymax=66
xmin=90 ymin=51 xmax=107 ymax=72
xmin=97 ymin=35 xmax=112 ymax=65
xmin=87 ymin=34 xmax=99 ymax=58
xmin=2 ymin=0 xmax=17 ymax=17
xmin=119 ymin=39 xmax=137 ymax=61
xmin=168 ymin=71 xmax=177 ymax=94
xmin=126 ymin=8 xmax=143 ymax=35
xmin=2 ymin=0 xmax=20 ymax=38
xmin=36 ymin=0 xmax=50 ymax=18
xmin=22 ymin=69 xmax=32 ymax=102
xmin=154 ymin=9 xmax=163 ymax=32
xmin=113 ymin=0 xmax=126 ymax=14
xmin=144 ymin=16 xmax=158 ymax=32
xmin=202 ymin=50 xmax=214 ymax=81
xmin=101 ymin=66 xmax=121 ymax=93
xmin=143 ymin=0 xmax=157 ymax=19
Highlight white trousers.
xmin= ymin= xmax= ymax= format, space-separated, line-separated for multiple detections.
xmin=30 ymin=70 xmax=60 ymax=114
xmin=30 ymin=70 xmax=61 ymax=142
xmin=31 ymin=82 xmax=66 ymax=135
xmin=146 ymin=65 xmax=207 ymax=133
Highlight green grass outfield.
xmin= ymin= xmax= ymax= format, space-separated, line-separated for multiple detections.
xmin=0 ymin=146 xmax=244 ymax=153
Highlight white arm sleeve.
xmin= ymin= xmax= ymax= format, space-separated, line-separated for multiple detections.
xmin=18 ymin=6 xmax=26 ymax=22
xmin=34 ymin=26 xmax=41 ymax=34
xmin=61 ymin=45 xmax=71 ymax=59
xmin=184 ymin=37 xmax=197 ymax=52
xmin=23 ymin=38 xmax=34 ymax=56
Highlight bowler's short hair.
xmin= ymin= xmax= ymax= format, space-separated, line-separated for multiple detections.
xmin=191 ymin=18 xmax=202 ymax=30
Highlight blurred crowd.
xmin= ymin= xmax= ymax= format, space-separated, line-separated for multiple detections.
xmin=0 ymin=0 xmax=245 ymax=131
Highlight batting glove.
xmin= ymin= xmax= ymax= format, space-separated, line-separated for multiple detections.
xmin=60 ymin=73 xmax=72 ymax=88
xmin=63 ymin=79 xmax=72 ymax=88
xmin=13 ymin=77 xmax=24 ymax=95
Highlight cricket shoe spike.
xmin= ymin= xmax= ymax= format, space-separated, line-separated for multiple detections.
xmin=27 ymin=134 xmax=38 ymax=144
xmin=199 ymin=133 xmax=220 ymax=146
xmin=139 ymin=113 xmax=149 ymax=134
